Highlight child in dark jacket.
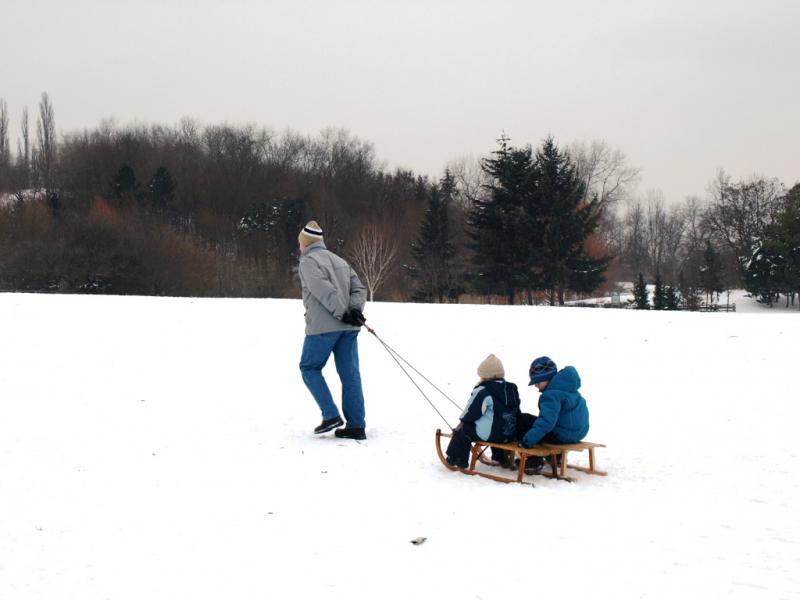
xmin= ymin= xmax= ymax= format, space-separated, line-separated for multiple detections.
xmin=445 ymin=354 xmax=521 ymax=469
xmin=518 ymin=356 xmax=590 ymax=449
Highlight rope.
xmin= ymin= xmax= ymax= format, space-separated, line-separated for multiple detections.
xmin=363 ymin=323 xmax=459 ymax=430
xmin=372 ymin=334 xmax=463 ymax=412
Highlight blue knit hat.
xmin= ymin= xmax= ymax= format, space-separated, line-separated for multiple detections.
xmin=529 ymin=356 xmax=557 ymax=385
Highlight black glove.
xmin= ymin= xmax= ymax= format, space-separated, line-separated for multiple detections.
xmin=349 ymin=308 xmax=366 ymax=325
xmin=341 ymin=308 xmax=365 ymax=326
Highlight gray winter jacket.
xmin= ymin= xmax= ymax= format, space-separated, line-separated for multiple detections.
xmin=299 ymin=241 xmax=367 ymax=335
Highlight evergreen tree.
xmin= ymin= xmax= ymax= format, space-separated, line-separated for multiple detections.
xmin=410 ymin=171 xmax=456 ymax=302
xmin=632 ymin=272 xmax=650 ymax=309
xmin=533 ymin=137 xmax=610 ymax=304
xmin=652 ymin=272 xmax=667 ymax=310
xmin=778 ymin=184 xmax=800 ymax=307
xmin=238 ymin=197 xmax=307 ymax=276
xmin=111 ymin=163 xmax=138 ymax=201
xmin=48 ymin=191 xmax=61 ymax=220
xmin=468 ymin=137 xmax=535 ymax=303
xmin=469 ymin=136 xmax=610 ymax=304
xmin=744 ymin=240 xmax=782 ymax=306
xmin=699 ymin=240 xmax=724 ymax=306
xmin=678 ymin=269 xmax=702 ymax=310
xmin=749 ymin=183 xmax=800 ymax=307
xmin=147 ymin=166 xmax=176 ymax=212
xmin=665 ymin=285 xmax=681 ymax=310
xmin=440 ymin=171 xmax=468 ymax=302
xmin=565 ymin=250 xmax=610 ymax=298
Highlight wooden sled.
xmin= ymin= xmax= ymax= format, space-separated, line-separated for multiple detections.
xmin=435 ymin=429 xmax=607 ymax=484
xmin=435 ymin=429 xmax=571 ymax=484
xmin=541 ymin=441 xmax=607 ymax=477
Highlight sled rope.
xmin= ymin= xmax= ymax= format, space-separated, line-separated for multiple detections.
xmin=370 ymin=332 xmax=462 ymax=411
xmin=362 ymin=323 xmax=459 ymax=430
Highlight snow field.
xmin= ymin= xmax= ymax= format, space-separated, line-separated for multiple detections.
xmin=0 ymin=293 xmax=798 ymax=599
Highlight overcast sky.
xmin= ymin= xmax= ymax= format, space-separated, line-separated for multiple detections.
xmin=2 ymin=0 xmax=798 ymax=202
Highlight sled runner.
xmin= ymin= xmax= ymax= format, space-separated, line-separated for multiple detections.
xmin=435 ymin=429 xmax=606 ymax=484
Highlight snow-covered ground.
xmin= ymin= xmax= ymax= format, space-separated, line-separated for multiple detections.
xmin=1 ymin=292 xmax=798 ymax=599
xmin=568 ymin=288 xmax=800 ymax=313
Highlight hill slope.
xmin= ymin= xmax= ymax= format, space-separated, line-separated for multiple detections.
xmin=0 ymin=293 xmax=797 ymax=599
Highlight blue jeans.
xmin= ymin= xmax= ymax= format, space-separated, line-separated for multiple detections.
xmin=300 ymin=330 xmax=365 ymax=428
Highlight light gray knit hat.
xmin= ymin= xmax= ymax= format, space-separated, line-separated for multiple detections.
xmin=477 ymin=354 xmax=505 ymax=380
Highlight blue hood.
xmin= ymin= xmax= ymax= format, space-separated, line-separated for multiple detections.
xmin=519 ymin=365 xmax=589 ymax=447
xmin=546 ymin=366 xmax=581 ymax=393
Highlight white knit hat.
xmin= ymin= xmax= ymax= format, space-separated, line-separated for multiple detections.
xmin=298 ymin=220 xmax=324 ymax=247
xmin=477 ymin=354 xmax=505 ymax=380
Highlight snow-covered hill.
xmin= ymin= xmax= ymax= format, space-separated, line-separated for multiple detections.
xmin=0 ymin=292 xmax=797 ymax=599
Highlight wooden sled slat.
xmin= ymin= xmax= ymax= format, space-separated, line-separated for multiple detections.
xmin=435 ymin=429 xmax=577 ymax=484
xmin=541 ymin=442 xmax=608 ymax=477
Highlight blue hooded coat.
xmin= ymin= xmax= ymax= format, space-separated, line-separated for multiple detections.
xmin=521 ymin=366 xmax=589 ymax=447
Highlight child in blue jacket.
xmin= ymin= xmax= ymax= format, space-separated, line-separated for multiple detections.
xmin=445 ymin=354 xmax=521 ymax=469
xmin=518 ymin=356 xmax=590 ymax=449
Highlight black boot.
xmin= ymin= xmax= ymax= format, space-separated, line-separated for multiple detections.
xmin=518 ymin=455 xmax=545 ymax=475
xmin=314 ymin=416 xmax=343 ymax=434
xmin=335 ymin=427 xmax=366 ymax=440
xmin=492 ymin=449 xmax=516 ymax=470
xmin=446 ymin=455 xmax=469 ymax=469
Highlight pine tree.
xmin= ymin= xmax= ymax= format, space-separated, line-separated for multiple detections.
xmin=469 ymin=136 xmax=610 ymax=304
xmin=665 ymin=285 xmax=681 ymax=310
xmin=410 ymin=171 xmax=456 ymax=302
xmin=533 ymin=137 xmax=610 ymax=304
xmin=699 ymin=240 xmax=724 ymax=306
xmin=749 ymin=183 xmax=800 ymax=307
xmin=678 ymin=269 xmax=702 ymax=310
xmin=439 ymin=170 xmax=466 ymax=301
xmin=147 ymin=166 xmax=175 ymax=212
xmin=632 ymin=272 xmax=650 ymax=309
xmin=778 ymin=184 xmax=800 ymax=307
xmin=652 ymin=272 xmax=667 ymax=310
xmin=468 ymin=137 xmax=535 ymax=303
xmin=238 ymin=197 xmax=306 ymax=277
xmin=744 ymin=240 xmax=782 ymax=305
xmin=112 ymin=163 xmax=138 ymax=201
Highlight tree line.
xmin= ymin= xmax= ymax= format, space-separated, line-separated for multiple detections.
xmin=608 ymin=173 xmax=799 ymax=308
xmin=0 ymin=93 xmax=797 ymax=306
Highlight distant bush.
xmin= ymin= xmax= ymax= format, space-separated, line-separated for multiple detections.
xmin=0 ymin=197 xmax=274 ymax=296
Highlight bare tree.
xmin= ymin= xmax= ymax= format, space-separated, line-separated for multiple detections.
xmin=569 ymin=140 xmax=640 ymax=208
xmin=703 ymin=169 xmax=785 ymax=282
xmin=616 ymin=191 xmax=691 ymax=284
xmin=660 ymin=202 xmax=689 ymax=284
xmin=595 ymin=208 xmax=624 ymax=256
xmin=642 ymin=190 xmax=687 ymax=282
xmin=446 ymin=154 xmax=490 ymax=211
xmin=347 ymin=222 xmax=399 ymax=301
xmin=619 ymin=198 xmax=648 ymax=279
xmin=643 ymin=190 xmax=668 ymax=276
xmin=16 ymin=106 xmax=31 ymax=189
xmin=681 ymin=197 xmax=705 ymax=254
xmin=21 ymin=107 xmax=29 ymax=159
xmin=313 ymin=127 xmax=379 ymax=180
xmin=36 ymin=92 xmax=56 ymax=193
xmin=0 ymin=99 xmax=9 ymax=187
